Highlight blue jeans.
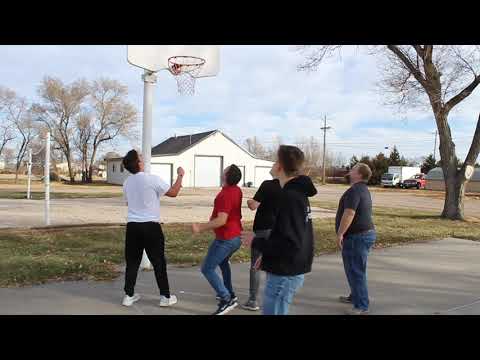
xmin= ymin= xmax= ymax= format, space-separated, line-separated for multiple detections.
xmin=263 ymin=273 xmax=305 ymax=315
xmin=201 ymin=237 xmax=241 ymax=301
xmin=342 ymin=230 xmax=376 ymax=311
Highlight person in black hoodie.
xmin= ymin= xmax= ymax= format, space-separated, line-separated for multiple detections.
xmin=242 ymin=145 xmax=317 ymax=315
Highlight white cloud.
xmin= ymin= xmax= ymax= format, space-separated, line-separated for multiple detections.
xmin=0 ymin=45 xmax=478 ymax=163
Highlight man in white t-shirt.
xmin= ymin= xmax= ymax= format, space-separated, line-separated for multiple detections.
xmin=121 ymin=149 xmax=185 ymax=308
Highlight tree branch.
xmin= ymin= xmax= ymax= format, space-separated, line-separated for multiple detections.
xmin=296 ymin=45 xmax=342 ymax=71
xmin=444 ymin=75 xmax=480 ymax=112
xmin=412 ymin=45 xmax=424 ymax=58
xmin=424 ymin=45 xmax=433 ymax=63
xmin=387 ymin=45 xmax=427 ymax=88
xmin=462 ymin=112 xmax=480 ymax=167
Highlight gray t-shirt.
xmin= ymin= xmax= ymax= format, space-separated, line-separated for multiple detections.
xmin=335 ymin=182 xmax=374 ymax=236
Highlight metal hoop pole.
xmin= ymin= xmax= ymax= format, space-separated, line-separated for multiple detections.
xmin=27 ymin=148 xmax=32 ymax=200
xmin=45 ymin=132 xmax=50 ymax=226
xmin=140 ymin=70 xmax=157 ymax=270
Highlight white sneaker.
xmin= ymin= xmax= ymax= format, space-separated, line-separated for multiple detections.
xmin=159 ymin=294 xmax=178 ymax=307
xmin=122 ymin=294 xmax=141 ymax=307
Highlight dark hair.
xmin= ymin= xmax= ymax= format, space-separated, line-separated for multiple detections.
xmin=277 ymin=145 xmax=305 ymax=177
xmin=225 ymin=164 xmax=242 ymax=186
xmin=123 ymin=149 xmax=141 ymax=174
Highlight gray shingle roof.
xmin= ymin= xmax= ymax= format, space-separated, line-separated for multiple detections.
xmin=151 ymin=130 xmax=216 ymax=156
xmin=426 ymin=167 xmax=480 ymax=181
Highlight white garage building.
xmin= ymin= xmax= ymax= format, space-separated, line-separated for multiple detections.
xmin=106 ymin=130 xmax=274 ymax=188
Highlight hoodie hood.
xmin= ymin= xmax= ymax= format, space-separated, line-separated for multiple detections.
xmin=284 ymin=175 xmax=318 ymax=197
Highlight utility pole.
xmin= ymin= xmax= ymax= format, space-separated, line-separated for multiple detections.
xmin=432 ymin=130 xmax=438 ymax=161
xmin=321 ymin=115 xmax=331 ymax=185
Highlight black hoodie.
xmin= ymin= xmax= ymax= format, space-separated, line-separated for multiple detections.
xmin=253 ymin=175 xmax=318 ymax=276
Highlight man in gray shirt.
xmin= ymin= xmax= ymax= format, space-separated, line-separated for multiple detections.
xmin=335 ymin=163 xmax=376 ymax=315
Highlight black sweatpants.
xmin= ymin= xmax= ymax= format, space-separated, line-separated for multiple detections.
xmin=124 ymin=222 xmax=170 ymax=298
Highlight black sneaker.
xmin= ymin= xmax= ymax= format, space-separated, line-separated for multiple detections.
xmin=339 ymin=295 xmax=352 ymax=304
xmin=213 ymin=298 xmax=238 ymax=315
xmin=216 ymin=294 xmax=238 ymax=302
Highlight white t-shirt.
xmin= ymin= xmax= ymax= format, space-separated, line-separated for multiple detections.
xmin=123 ymin=172 xmax=170 ymax=223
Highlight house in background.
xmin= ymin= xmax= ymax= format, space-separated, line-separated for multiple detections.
xmin=106 ymin=130 xmax=274 ymax=187
xmin=96 ymin=163 xmax=107 ymax=179
xmin=425 ymin=167 xmax=480 ymax=193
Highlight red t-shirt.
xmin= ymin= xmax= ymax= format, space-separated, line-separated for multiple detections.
xmin=211 ymin=185 xmax=243 ymax=240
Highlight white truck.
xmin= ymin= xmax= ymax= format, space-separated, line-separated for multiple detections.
xmin=381 ymin=166 xmax=421 ymax=187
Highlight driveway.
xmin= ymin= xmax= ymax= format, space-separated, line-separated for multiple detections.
xmin=0 ymin=187 xmax=335 ymax=228
xmin=314 ymin=185 xmax=480 ymax=217
xmin=1 ymin=185 xmax=478 ymax=228
xmin=0 ymin=238 xmax=478 ymax=315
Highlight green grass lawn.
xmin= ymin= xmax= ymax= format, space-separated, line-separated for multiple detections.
xmin=1 ymin=207 xmax=479 ymax=287
xmin=0 ymin=191 xmax=121 ymax=200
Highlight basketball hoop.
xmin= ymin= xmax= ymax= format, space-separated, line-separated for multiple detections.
xmin=168 ymin=56 xmax=206 ymax=95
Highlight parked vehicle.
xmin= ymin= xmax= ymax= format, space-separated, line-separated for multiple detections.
xmin=400 ymin=173 xmax=426 ymax=189
xmin=381 ymin=166 xmax=421 ymax=187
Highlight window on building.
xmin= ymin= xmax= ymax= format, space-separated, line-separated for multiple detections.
xmin=112 ymin=164 xmax=115 ymax=172
xmin=120 ymin=164 xmax=124 ymax=173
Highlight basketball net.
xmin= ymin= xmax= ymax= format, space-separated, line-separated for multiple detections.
xmin=168 ymin=56 xmax=206 ymax=95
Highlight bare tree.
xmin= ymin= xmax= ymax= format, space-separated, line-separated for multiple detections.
xmin=298 ymin=45 xmax=480 ymax=220
xmin=33 ymin=76 xmax=90 ymax=183
xmin=0 ymin=89 xmax=16 ymax=157
xmin=0 ymin=119 xmax=15 ymax=158
xmin=0 ymin=88 xmax=37 ymax=182
xmin=244 ymin=136 xmax=267 ymax=158
xmin=73 ymin=113 xmax=93 ymax=182
xmin=85 ymin=78 xmax=137 ymax=182
xmin=265 ymin=135 xmax=283 ymax=161
xmin=2 ymin=147 xmax=15 ymax=169
xmin=295 ymin=136 xmax=322 ymax=168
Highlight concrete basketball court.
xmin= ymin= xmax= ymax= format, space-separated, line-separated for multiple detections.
xmin=1 ymin=238 xmax=479 ymax=315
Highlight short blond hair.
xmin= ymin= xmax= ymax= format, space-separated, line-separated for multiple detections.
xmin=353 ymin=162 xmax=372 ymax=181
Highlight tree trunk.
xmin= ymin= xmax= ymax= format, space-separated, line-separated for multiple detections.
xmin=434 ymin=109 xmax=466 ymax=220
xmin=14 ymin=164 xmax=19 ymax=184
xmin=87 ymin=164 xmax=93 ymax=183
xmin=66 ymin=155 xmax=75 ymax=183
xmin=442 ymin=174 xmax=466 ymax=220
xmin=88 ymin=146 xmax=98 ymax=184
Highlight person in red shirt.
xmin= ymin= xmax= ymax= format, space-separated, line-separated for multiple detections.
xmin=191 ymin=164 xmax=243 ymax=315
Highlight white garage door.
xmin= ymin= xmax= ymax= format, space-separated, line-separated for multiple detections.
xmin=151 ymin=163 xmax=173 ymax=186
xmin=237 ymin=166 xmax=245 ymax=186
xmin=254 ymin=166 xmax=272 ymax=187
xmin=195 ymin=156 xmax=222 ymax=187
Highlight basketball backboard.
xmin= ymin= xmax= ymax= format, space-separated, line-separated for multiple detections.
xmin=127 ymin=45 xmax=220 ymax=77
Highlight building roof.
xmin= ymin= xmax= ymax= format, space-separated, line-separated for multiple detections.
xmin=426 ymin=167 xmax=480 ymax=182
xmin=105 ymin=129 xmax=274 ymax=163
xmin=151 ymin=130 xmax=217 ymax=156
xmin=104 ymin=152 xmax=122 ymax=160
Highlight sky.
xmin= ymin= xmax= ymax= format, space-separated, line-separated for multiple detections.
xmin=0 ymin=45 xmax=478 ymax=164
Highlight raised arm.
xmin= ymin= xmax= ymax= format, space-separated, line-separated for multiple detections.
xmin=165 ymin=167 xmax=185 ymax=198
